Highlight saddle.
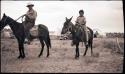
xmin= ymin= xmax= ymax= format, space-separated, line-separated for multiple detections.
xmin=75 ymin=24 xmax=90 ymax=34
xmin=75 ymin=24 xmax=90 ymax=42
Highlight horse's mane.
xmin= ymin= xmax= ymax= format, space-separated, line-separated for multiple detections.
xmin=5 ymin=15 xmax=21 ymax=25
xmin=5 ymin=15 xmax=25 ymax=33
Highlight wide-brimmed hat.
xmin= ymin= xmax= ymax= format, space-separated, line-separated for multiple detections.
xmin=26 ymin=2 xmax=34 ymax=7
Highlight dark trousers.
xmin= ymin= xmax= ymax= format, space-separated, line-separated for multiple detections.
xmin=23 ymin=21 xmax=35 ymax=41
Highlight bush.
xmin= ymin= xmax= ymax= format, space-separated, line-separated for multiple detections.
xmin=103 ymin=40 xmax=124 ymax=54
xmin=103 ymin=40 xmax=115 ymax=49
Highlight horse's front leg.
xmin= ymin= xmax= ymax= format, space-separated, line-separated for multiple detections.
xmin=18 ymin=46 xmax=22 ymax=59
xmin=18 ymin=43 xmax=25 ymax=58
xmin=17 ymin=38 xmax=25 ymax=59
xmin=75 ymin=42 xmax=80 ymax=59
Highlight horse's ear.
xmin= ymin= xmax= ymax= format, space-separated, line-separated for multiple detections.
xmin=3 ymin=13 xmax=6 ymax=16
xmin=3 ymin=13 xmax=5 ymax=16
xmin=69 ymin=16 xmax=73 ymax=22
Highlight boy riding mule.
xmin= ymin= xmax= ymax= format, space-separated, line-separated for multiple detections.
xmin=61 ymin=16 xmax=93 ymax=59
xmin=75 ymin=9 xmax=88 ymax=46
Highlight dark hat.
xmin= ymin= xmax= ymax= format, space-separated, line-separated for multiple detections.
xmin=79 ymin=10 xmax=84 ymax=13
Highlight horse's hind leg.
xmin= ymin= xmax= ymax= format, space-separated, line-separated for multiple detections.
xmin=90 ymin=40 xmax=93 ymax=56
xmin=44 ymin=39 xmax=50 ymax=57
xmin=46 ymin=44 xmax=49 ymax=57
xmin=38 ymin=38 xmax=45 ymax=57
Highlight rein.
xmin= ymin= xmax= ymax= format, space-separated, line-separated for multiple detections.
xmin=3 ymin=15 xmax=24 ymax=25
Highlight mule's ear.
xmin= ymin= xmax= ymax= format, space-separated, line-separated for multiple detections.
xmin=69 ymin=16 xmax=73 ymax=21
xmin=65 ymin=17 xmax=68 ymax=21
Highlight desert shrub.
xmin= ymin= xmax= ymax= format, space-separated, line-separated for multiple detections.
xmin=93 ymin=39 xmax=103 ymax=48
xmin=103 ymin=39 xmax=124 ymax=54
xmin=103 ymin=40 xmax=115 ymax=49
xmin=119 ymin=42 xmax=124 ymax=51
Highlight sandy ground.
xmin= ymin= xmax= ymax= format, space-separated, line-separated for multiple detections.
xmin=1 ymin=38 xmax=124 ymax=73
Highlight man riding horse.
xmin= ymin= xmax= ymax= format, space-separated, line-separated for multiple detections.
xmin=75 ymin=9 xmax=88 ymax=46
xmin=22 ymin=2 xmax=37 ymax=44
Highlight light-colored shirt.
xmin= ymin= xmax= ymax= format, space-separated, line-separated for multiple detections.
xmin=76 ymin=16 xmax=86 ymax=25
xmin=26 ymin=9 xmax=37 ymax=20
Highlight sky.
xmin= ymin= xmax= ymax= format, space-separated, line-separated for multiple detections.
xmin=1 ymin=1 xmax=124 ymax=35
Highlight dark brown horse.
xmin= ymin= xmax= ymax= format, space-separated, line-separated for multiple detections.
xmin=61 ymin=16 xmax=94 ymax=59
xmin=0 ymin=13 xmax=51 ymax=59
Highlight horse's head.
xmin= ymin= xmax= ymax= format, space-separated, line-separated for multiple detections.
xmin=0 ymin=13 xmax=9 ymax=31
xmin=61 ymin=16 xmax=73 ymax=34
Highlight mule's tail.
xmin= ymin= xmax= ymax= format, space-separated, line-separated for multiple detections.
xmin=87 ymin=27 xmax=94 ymax=48
xmin=88 ymin=38 xmax=93 ymax=47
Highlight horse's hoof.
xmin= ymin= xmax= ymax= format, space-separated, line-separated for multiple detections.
xmin=83 ymin=53 xmax=86 ymax=56
xmin=22 ymin=55 xmax=25 ymax=58
xmin=83 ymin=55 xmax=85 ymax=56
xmin=75 ymin=57 xmax=79 ymax=59
xmin=17 ymin=56 xmax=21 ymax=59
xmin=75 ymin=56 xmax=79 ymax=59
xmin=46 ymin=55 xmax=49 ymax=58
xmin=38 ymin=55 xmax=41 ymax=58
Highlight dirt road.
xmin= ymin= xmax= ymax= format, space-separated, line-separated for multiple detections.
xmin=1 ymin=38 xmax=124 ymax=73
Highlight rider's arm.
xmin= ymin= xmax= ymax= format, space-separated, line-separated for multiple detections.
xmin=75 ymin=17 xmax=79 ymax=24
xmin=83 ymin=17 xmax=86 ymax=25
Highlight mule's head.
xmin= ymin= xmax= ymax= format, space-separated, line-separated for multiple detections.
xmin=0 ymin=13 xmax=9 ymax=31
xmin=61 ymin=16 xmax=73 ymax=34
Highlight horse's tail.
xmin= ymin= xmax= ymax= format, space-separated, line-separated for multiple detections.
xmin=88 ymin=39 xmax=92 ymax=47
xmin=47 ymin=34 xmax=51 ymax=48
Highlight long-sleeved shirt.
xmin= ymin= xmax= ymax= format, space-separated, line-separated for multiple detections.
xmin=24 ymin=9 xmax=37 ymax=30
xmin=76 ymin=16 xmax=86 ymax=25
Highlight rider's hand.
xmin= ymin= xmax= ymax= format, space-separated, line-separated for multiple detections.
xmin=75 ymin=22 xmax=79 ymax=24
xmin=22 ymin=14 xmax=26 ymax=17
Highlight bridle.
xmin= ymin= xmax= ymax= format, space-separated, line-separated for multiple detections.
xmin=67 ymin=22 xmax=73 ymax=33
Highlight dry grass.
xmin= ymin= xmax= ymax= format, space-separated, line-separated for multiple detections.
xmin=1 ymin=38 xmax=124 ymax=73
